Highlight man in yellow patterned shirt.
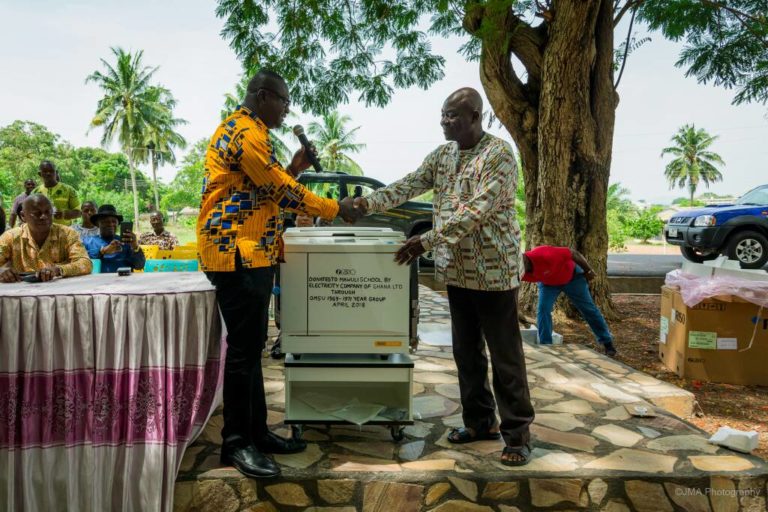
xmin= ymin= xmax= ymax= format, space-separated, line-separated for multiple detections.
xmin=33 ymin=161 xmax=81 ymax=226
xmin=0 ymin=194 xmax=92 ymax=282
xmin=198 ymin=69 xmax=358 ymax=479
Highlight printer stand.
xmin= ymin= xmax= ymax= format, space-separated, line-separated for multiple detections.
xmin=284 ymin=353 xmax=414 ymax=441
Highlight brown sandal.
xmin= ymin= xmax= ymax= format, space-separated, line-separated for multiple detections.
xmin=501 ymin=445 xmax=532 ymax=466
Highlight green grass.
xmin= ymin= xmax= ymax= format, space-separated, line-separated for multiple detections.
xmin=166 ymin=219 xmax=197 ymax=244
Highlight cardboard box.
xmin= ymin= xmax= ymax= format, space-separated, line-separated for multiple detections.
xmin=659 ymin=286 xmax=768 ymax=386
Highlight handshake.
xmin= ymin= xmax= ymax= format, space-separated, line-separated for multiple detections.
xmin=336 ymin=197 xmax=369 ymax=224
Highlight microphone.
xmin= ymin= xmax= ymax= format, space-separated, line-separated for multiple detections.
xmin=292 ymin=125 xmax=323 ymax=173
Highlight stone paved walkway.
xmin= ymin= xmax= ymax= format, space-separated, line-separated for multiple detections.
xmin=175 ymin=286 xmax=768 ymax=512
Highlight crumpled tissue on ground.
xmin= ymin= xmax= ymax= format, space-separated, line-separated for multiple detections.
xmin=708 ymin=426 xmax=760 ymax=453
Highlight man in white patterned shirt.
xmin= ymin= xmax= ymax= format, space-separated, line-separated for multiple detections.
xmin=139 ymin=212 xmax=179 ymax=250
xmin=354 ymin=88 xmax=534 ymax=466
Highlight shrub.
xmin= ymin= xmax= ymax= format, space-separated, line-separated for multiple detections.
xmin=625 ymin=209 xmax=665 ymax=243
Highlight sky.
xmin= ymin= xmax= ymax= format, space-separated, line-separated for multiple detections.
xmin=1 ymin=0 xmax=766 ymax=205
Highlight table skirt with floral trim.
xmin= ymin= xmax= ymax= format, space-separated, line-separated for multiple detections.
xmin=0 ymin=273 xmax=224 ymax=512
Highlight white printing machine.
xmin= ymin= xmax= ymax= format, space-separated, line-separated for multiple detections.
xmin=279 ymin=227 xmax=416 ymax=440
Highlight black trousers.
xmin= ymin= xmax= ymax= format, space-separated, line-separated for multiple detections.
xmin=447 ymin=285 xmax=535 ymax=448
xmin=206 ymin=258 xmax=274 ymax=448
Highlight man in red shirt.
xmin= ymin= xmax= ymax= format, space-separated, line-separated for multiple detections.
xmin=522 ymin=246 xmax=616 ymax=357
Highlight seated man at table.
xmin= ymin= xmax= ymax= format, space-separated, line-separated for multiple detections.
xmin=0 ymin=194 xmax=92 ymax=282
xmin=139 ymin=211 xmax=179 ymax=250
xmin=83 ymin=204 xmax=146 ymax=273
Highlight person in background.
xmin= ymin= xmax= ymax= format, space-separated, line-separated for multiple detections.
xmin=0 ymin=194 xmax=92 ymax=282
xmin=83 ymin=205 xmax=145 ymax=273
xmin=9 ymin=179 xmax=37 ymax=228
xmin=521 ymin=245 xmax=617 ymax=356
xmin=139 ymin=211 xmax=179 ymax=250
xmin=72 ymin=201 xmax=99 ymax=241
xmin=353 ymin=87 xmax=534 ymax=466
xmin=294 ymin=213 xmax=315 ymax=227
xmin=33 ymin=161 xmax=80 ymax=226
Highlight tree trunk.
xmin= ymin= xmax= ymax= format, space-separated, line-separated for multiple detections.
xmin=128 ymin=156 xmax=141 ymax=231
xmin=475 ymin=0 xmax=618 ymax=319
xmin=151 ymin=153 xmax=160 ymax=212
xmin=689 ymin=186 xmax=694 ymax=206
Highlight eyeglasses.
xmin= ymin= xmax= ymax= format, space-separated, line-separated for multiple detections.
xmin=259 ymin=88 xmax=290 ymax=108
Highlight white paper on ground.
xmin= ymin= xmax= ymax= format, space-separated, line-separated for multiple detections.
xmin=332 ymin=403 xmax=386 ymax=425
xmin=709 ymin=426 xmax=759 ymax=453
xmin=297 ymin=392 xmax=353 ymax=412
xmin=298 ymin=392 xmax=386 ymax=425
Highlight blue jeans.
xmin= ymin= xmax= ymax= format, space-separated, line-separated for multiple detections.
xmin=537 ymin=266 xmax=613 ymax=345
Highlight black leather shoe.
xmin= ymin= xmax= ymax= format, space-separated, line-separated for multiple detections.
xmin=270 ymin=337 xmax=284 ymax=359
xmin=255 ymin=430 xmax=307 ymax=454
xmin=220 ymin=444 xmax=280 ymax=478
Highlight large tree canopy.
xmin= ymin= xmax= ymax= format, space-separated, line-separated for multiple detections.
xmin=216 ymin=1 xmax=766 ymax=113
xmin=215 ymin=0 xmax=766 ymax=315
xmin=639 ymin=1 xmax=768 ymax=105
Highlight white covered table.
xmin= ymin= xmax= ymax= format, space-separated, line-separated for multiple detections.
xmin=0 ymin=272 xmax=223 ymax=512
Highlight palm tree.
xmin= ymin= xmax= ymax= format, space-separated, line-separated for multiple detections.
xmin=221 ymin=75 xmax=248 ymax=120
xmin=661 ymin=125 xmax=725 ymax=205
xmin=86 ymin=47 xmax=170 ymax=226
xmin=308 ymin=111 xmax=365 ymax=175
xmin=606 ymin=182 xmax=635 ymax=214
xmin=139 ymin=86 xmax=187 ymax=210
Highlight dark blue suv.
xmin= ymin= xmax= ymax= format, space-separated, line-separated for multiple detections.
xmin=664 ymin=185 xmax=768 ymax=269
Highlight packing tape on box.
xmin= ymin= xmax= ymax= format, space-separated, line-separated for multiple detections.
xmin=740 ymin=305 xmax=765 ymax=353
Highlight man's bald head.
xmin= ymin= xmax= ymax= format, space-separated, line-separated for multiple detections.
xmin=445 ymin=88 xmax=483 ymax=115
xmin=22 ymin=193 xmax=52 ymax=211
xmin=243 ymin=69 xmax=291 ymax=129
xmin=21 ymin=194 xmax=54 ymax=233
xmin=441 ymin=87 xmax=485 ymax=148
xmin=246 ymin=69 xmax=286 ymax=95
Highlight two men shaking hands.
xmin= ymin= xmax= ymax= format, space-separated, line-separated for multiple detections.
xmin=335 ymin=196 xmax=426 ymax=266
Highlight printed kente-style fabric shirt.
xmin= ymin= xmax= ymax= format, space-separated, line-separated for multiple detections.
xmin=366 ymin=133 xmax=521 ymax=291
xmin=197 ymin=106 xmax=339 ymax=271
xmin=33 ymin=182 xmax=80 ymax=226
xmin=139 ymin=230 xmax=179 ymax=250
xmin=0 ymin=224 xmax=92 ymax=277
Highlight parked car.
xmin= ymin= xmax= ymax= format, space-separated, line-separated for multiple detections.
xmin=294 ymin=172 xmax=435 ymax=265
xmin=663 ymin=184 xmax=768 ymax=269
